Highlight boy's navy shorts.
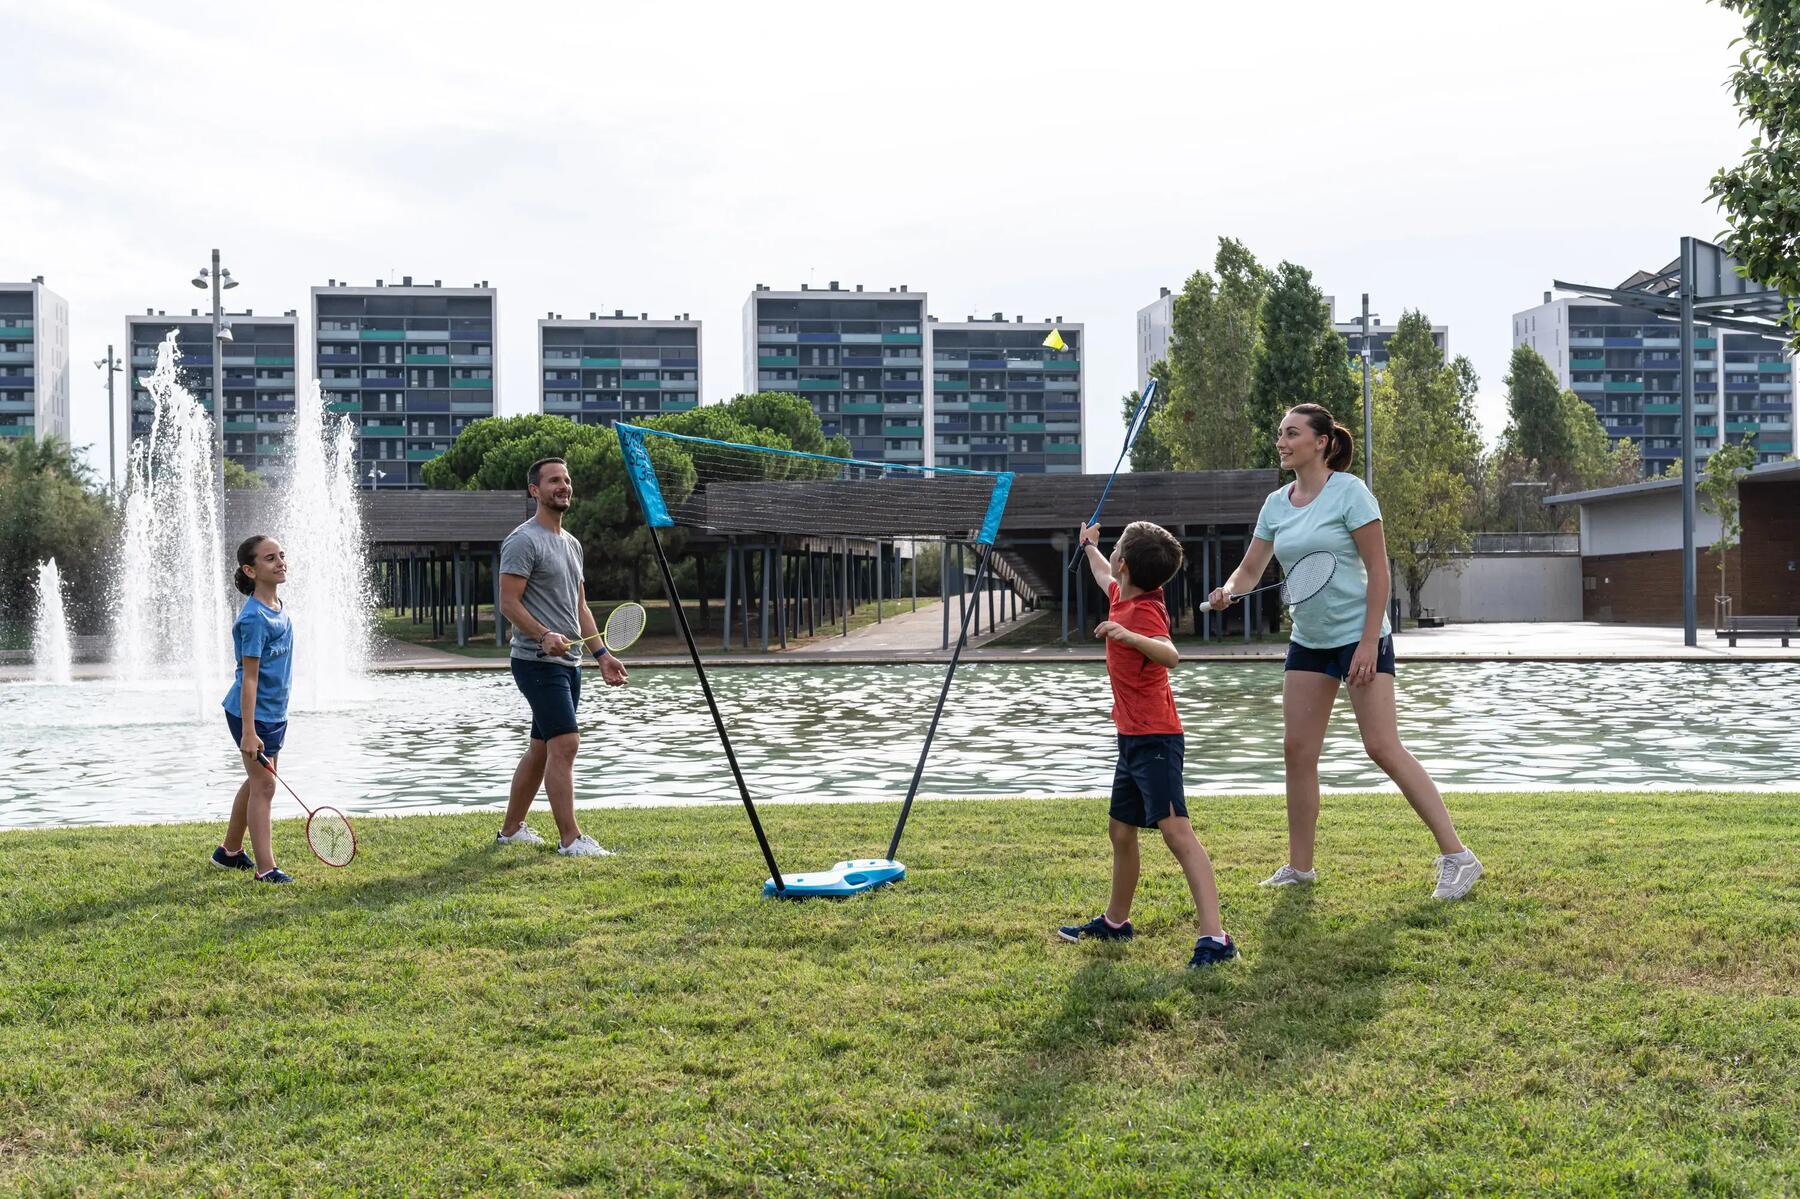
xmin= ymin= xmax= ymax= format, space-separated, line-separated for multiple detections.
xmin=511 ymin=657 xmax=582 ymax=742
xmin=1109 ymin=733 xmax=1188 ymax=828
xmin=224 ymin=712 xmax=287 ymax=759
xmin=1284 ymin=635 xmax=1396 ymax=680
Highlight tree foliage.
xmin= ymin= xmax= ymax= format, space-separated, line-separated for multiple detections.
xmin=1368 ymin=312 xmax=1479 ymax=616
xmin=0 ymin=437 xmax=117 ymax=636
xmin=1472 ymin=345 xmax=1641 ymax=531
xmin=224 ymin=458 xmax=267 ymax=491
xmin=1153 ymin=238 xmax=1268 ymax=470
xmin=1119 ymin=375 xmax=1175 ymax=473
xmin=1249 ymin=262 xmax=1362 ymax=472
xmin=1697 ymin=437 xmax=1759 ymax=601
xmin=1708 ymin=0 xmax=1800 ymax=345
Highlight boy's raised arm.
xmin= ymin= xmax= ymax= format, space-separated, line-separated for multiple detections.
xmin=1078 ymin=522 xmax=1112 ymax=590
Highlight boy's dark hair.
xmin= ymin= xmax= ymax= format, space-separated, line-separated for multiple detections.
xmin=526 ymin=457 xmax=567 ymax=490
xmin=1117 ymin=521 xmax=1183 ymax=590
xmin=233 ymin=534 xmax=270 ymax=597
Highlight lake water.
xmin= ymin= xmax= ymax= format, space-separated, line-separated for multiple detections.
xmin=0 ymin=660 xmax=1794 ymax=829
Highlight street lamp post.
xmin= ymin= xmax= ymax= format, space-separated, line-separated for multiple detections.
xmin=366 ymin=465 xmax=386 ymax=490
xmin=94 ymin=346 xmax=123 ymax=489
xmin=192 ymin=250 xmax=239 ymax=509
xmin=1361 ymin=293 xmax=1372 ymax=486
xmin=1509 ymin=480 xmax=1550 ymax=536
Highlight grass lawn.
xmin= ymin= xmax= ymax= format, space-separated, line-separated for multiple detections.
xmin=2 ymin=790 xmax=1797 ymax=1196
xmin=380 ymin=596 xmax=943 ymax=659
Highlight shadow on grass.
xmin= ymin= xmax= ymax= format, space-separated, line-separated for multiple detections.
xmin=989 ymin=885 xmax=1406 ymax=1130
xmin=1 ymin=838 xmax=562 ymax=949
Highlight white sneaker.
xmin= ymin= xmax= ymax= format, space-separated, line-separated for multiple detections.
xmin=495 ymin=824 xmax=546 ymax=846
xmin=557 ymin=834 xmax=615 ymax=858
xmin=1259 ymin=864 xmax=1317 ymax=887
xmin=1431 ymin=850 xmax=1483 ymax=900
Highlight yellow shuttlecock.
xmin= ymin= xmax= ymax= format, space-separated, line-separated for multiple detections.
xmin=1042 ymin=328 xmax=1066 ymax=352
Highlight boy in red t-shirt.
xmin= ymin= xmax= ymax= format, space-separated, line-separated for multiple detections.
xmin=1057 ymin=520 xmax=1235 ymax=969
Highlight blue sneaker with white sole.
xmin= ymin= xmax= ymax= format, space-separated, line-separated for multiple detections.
xmin=254 ymin=867 xmax=294 ymax=885
xmin=1057 ymin=915 xmax=1134 ymax=943
xmin=1187 ymin=934 xmax=1238 ymax=969
xmin=210 ymin=846 xmax=254 ymax=871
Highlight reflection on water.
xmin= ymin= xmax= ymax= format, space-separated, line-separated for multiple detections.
xmin=0 ymin=660 xmax=1794 ymax=828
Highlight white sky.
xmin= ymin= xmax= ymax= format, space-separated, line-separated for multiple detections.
xmin=0 ymin=0 xmax=1752 ymax=484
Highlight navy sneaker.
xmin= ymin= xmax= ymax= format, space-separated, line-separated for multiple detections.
xmin=1187 ymin=934 xmax=1238 ymax=969
xmin=1057 ymin=915 xmax=1134 ymax=943
xmin=254 ymin=867 xmax=295 ymax=885
xmin=210 ymin=846 xmax=254 ymax=871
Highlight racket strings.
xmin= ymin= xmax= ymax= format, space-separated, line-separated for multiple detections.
xmin=1279 ymin=551 xmax=1337 ymax=605
xmin=308 ymin=809 xmax=355 ymax=867
xmin=604 ymin=603 xmax=647 ymax=651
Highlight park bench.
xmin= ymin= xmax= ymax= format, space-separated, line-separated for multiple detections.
xmin=1715 ymin=614 xmax=1800 ymax=647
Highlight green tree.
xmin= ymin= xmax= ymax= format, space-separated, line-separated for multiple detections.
xmin=1152 ymin=237 xmax=1267 ymax=470
xmin=1119 ymin=374 xmax=1175 ymax=472
xmin=224 ymin=459 xmax=267 ymax=490
xmin=0 ymin=437 xmax=118 ymax=638
xmin=1249 ymin=261 xmax=1362 ymax=472
xmin=1708 ymin=0 xmax=1800 ymax=346
xmin=1502 ymin=345 xmax=1574 ymax=483
xmin=1697 ymin=438 xmax=1759 ymax=606
xmin=1369 ymin=311 xmax=1478 ymax=618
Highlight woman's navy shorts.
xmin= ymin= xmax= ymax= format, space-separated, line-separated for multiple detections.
xmin=1285 ymin=635 xmax=1396 ymax=680
xmin=224 ymin=711 xmax=287 ymax=758
xmin=511 ymin=657 xmax=583 ymax=741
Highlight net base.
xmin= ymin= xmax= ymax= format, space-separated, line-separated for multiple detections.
xmin=763 ymin=858 xmax=905 ymax=900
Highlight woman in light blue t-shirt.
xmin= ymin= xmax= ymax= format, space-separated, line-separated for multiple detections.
xmin=1208 ymin=404 xmax=1482 ymax=901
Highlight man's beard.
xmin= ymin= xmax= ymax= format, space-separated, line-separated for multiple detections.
xmin=543 ymin=493 xmax=572 ymax=511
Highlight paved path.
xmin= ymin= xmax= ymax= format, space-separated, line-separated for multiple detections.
xmin=800 ymin=598 xmax=1043 ymax=654
xmin=4 ymin=621 xmax=1791 ymax=684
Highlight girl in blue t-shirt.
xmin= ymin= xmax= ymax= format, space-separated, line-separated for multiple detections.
xmin=1208 ymin=405 xmax=1482 ymax=901
xmin=213 ymin=534 xmax=296 ymax=884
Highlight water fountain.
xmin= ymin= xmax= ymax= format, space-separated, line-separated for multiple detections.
xmin=31 ymin=558 xmax=72 ymax=685
xmin=274 ymin=379 xmax=371 ymax=709
xmin=114 ymin=331 xmax=228 ymax=713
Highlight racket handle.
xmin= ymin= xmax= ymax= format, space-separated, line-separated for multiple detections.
xmin=255 ymin=751 xmax=273 ymax=771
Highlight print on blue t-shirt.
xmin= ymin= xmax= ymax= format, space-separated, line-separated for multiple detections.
xmin=1253 ymin=471 xmax=1391 ymax=650
xmin=221 ymin=597 xmax=293 ymax=723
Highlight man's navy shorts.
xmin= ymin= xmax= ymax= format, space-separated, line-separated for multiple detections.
xmin=1109 ymin=733 xmax=1188 ymax=828
xmin=224 ymin=711 xmax=287 ymax=759
xmin=511 ymin=658 xmax=582 ymax=741
xmin=1284 ymin=635 xmax=1396 ymax=680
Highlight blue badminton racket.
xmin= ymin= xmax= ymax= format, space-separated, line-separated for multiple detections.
xmin=1069 ymin=377 xmax=1159 ymax=572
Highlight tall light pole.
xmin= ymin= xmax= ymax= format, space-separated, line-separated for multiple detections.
xmin=1360 ymin=293 xmax=1372 ymax=485
xmin=94 ymin=346 xmax=123 ymax=490
xmin=1509 ymin=480 xmax=1550 ymax=536
xmin=366 ymin=464 xmax=386 ymax=490
xmin=192 ymin=250 xmax=239 ymax=508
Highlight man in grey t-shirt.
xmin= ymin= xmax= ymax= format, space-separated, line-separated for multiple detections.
xmin=495 ymin=456 xmax=629 ymax=857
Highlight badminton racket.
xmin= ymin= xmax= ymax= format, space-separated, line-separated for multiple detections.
xmin=538 ymin=601 xmax=648 ymax=659
xmin=255 ymin=751 xmax=356 ymax=867
xmin=1219 ymin=549 xmax=1337 ymax=608
xmin=1069 ymin=378 xmax=1159 ymax=572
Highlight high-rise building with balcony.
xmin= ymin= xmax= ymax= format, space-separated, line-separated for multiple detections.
xmin=743 ymin=283 xmax=928 ymax=464
xmin=0 ymin=278 xmax=70 ymax=445
xmin=1136 ymin=287 xmax=1174 ymax=395
xmin=930 ymin=314 xmax=1083 ymax=474
xmin=312 ymin=279 xmax=496 ymax=487
xmin=125 ymin=309 xmax=298 ymax=480
xmin=539 ymin=311 xmax=701 ymax=426
xmin=1513 ymin=291 xmax=1794 ymax=475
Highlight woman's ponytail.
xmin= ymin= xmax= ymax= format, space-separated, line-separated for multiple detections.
xmin=1289 ymin=403 xmax=1355 ymax=472
xmin=1326 ymin=422 xmax=1354 ymax=472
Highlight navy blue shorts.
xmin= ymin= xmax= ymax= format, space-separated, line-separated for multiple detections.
xmin=1109 ymin=733 xmax=1188 ymax=828
xmin=1285 ymin=635 xmax=1396 ymax=680
xmin=224 ymin=712 xmax=287 ymax=759
xmin=511 ymin=657 xmax=582 ymax=742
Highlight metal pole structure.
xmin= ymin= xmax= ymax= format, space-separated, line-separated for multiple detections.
xmin=647 ymin=524 xmax=786 ymax=891
xmin=211 ymin=248 xmax=226 ymax=512
xmin=99 ymin=346 xmax=122 ymax=489
xmin=1680 ymin=237 xmax=1699 ymax=648
xmin=887 ymin=542 xmax=993 ymax=863
xmin=1361 ymin=293 xmax=1372 ymax=485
